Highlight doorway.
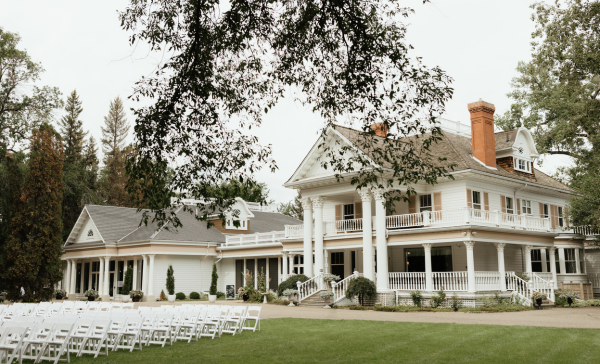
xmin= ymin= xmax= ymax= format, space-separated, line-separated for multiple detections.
xmin=331 ymin=252 xmax=344 ymax=280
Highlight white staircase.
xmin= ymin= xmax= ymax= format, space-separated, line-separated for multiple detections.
xmin=297 ymin=274 xmax=325 ymax=303
xmin=506 ymin=272 xmax=554 ymax=306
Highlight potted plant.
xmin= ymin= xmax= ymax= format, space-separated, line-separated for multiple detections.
xmin=531 ymin=291 xmax=547 ymax=309
xmin=318 ymin=290 xmax=335 ymax=308
xmin=322 ymin=273 xmax=341 ymax=288
xmin=282 ymin=288 xmax=298 ymax=303
xmin=84 ymin=289 xmax=99 ymax=301
xmin=209 ymin=263 xmax=218 ymax=303
xmin=129 ymin=290 xmax=144 ymax=302
xmin=561 ymin=292 xmax=581 ymax=308
xmin=54 ymin=289 xmax=66 ymax=300
xmin=166 ymin=265 xmax=176 ymax=302
xmin=238 ymin=287 xmax=248 ymax=301
xmin=121 ymin=266 xmax=133 ymax=302
xmin=241 ymin=270 xmax=255 ymax=302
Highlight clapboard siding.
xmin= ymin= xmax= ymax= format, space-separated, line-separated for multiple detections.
xmin=74 ymin=214 xmax=103 ymax=244
xmin=152 ymin=255 xmax=211 ymax=295
xmin=217 ymin=258 xmax=236 ymax=293
xmin=585 ymin=249 xmax=600 ymax=275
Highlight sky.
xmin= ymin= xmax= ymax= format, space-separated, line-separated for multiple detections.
xmin=1 ymin=0 xmax=570 ymax=204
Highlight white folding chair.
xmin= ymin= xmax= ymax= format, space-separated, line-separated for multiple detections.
xmin=35 ymin=322 xmax=74 ymax=364
xmin=21 ymin=322 xmax=55 ymax=362
xmin=146 ymin=314 xmax=173 ymax=347
xmin=73 ymin=302 xmax=88 ymax=315
xmin=173 ymin=310 xmax=200 ymax=343
xmin=113 ymin=316 xmax=143 ymax=352
xmin=32 ymin=303 xmax=51 ymax=318
xmin=221 ymin=306 xmax=247 ymax=336
xmin=46 ymin=303 xmax=63 ymax=318
xmin=77 ymin=319 xmax=111 ymax=358
xmin=242 ymin=306 xmax=262 ymax=332
xmin=67 ymin=318 xmax=94 ymax=354
xmin=0 ymin=326 xmax=29 ymax=364
xmin=106 ymin=315 xmax=128 ymax=349
xmin=121 ymin=303 xmax=134 ymax=310
xmin=198 ymin=307 xmax=221 ymax=339
xmin=98 ymin=303 xmax=112 ymax=313
xmin=109 ymin=302 xmax=122 ymax=310
xmin=85 ymin=302 xmax=100 ymax=313
xmin=59 ymin=302 xmax=75 ymax=315
xmin=138 ymin=307 xmax=151 ymax=313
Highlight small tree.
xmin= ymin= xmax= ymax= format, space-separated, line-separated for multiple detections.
xmin=210 ymin=263 xmax=218 ymax=295
xmin=121 ymin=266 xmax=133 ymax=295
xmin=345 ymin=277 xmax=377 ymax=306
xmin=166 ymin=265 xmax=175 ymax=295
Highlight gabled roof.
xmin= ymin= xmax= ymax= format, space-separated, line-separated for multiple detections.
xmin=289 ymin=124 xmax=570 ymax=192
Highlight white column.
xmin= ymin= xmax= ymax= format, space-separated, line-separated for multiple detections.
xmin=312 ymin=196 xmax=325 ymax=275
xmin=301 ymin=198 xmax=314 ymax=277
xmin=70 ymin=259 xmax=78 ymax=296
xmin=254 ymin=258 xmax=258 ymax=288
xmin=64 ymin=260 xmax=71 ymax=296
xmin=465 ymin=241 xmax=476 ymax=292
xmin=266 ymin=257 xmax=270 ymax=289
xmin=575 ymin=248 xmax=581 ymax=274
xmin=148 ymin=254 xmax=155 ymax=297
xmin=103 ymin=257 xmax=110 ymax=298
xmin=133 ymin=259 xmax=138 ymax=290
xmin=289 ymin=254 xmax=296 ymax=275
xmin=549 ymin=247 xmax=558 ymax=289
xmin=141 ymin=255 xmax=148 ymax=294
xmin=558 ymin=247 xmax=566 ymax=274
xmin=282 ymin=253 xmax=288 ymax=280
xmin=495 ymin=243 xmax=507 ymax=291
xmin=423 ymin=243 xmax=433 ymax=291
xmin=374 ymin=188 xmax=388 ymax=290
xmin=524 ymin=245 xmax=533 ymax=274
xmin=359 ymin=190 xmax=375 ymax=281
xmin=277 ymin=255 xmax=282 ymax=283
xmin=541 ymin=248 xmax=548 ymax=273
xmin=79 ymin=261 xmax=85 ymax=293
xmin=98 ymin=257 xmax=104 ymax=296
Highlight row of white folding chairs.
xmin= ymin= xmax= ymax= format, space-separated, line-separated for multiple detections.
xmin=1 ymin=301 xmax=136 ymax=323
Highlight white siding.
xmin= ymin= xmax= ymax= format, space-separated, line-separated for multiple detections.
xmin=152 ymin=255 xmax=213 ymax=296
xmin=585 ymin=248 xmax=600 ymax=275
xmin=217 ymin=258 xmax=236 ymax=292
xmin=74 ymin=215 xmax=102 ymax=244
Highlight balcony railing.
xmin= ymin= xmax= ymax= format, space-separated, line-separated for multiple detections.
xmin=224 ymin=231 xmax=285 ymax=246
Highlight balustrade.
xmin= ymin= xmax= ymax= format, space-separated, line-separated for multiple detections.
xmin=335 ymin=218 xmax=363 ymax=233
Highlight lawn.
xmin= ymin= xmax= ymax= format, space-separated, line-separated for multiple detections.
xmin=20 ymin=318 xmax=600 ymax=363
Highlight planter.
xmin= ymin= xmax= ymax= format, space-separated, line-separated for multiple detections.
xmin=242 ymin=294 xmax=249 ymax=302
xmin=168 ymin=294 xmax=176 ymax=303
xmin=121 ymin=295 xmax=130 ymax=303
xmin=567 ymin=297 xmax=573 ymax=308
xmin=535 ymin=298 xmax=543 ymax=309
xmin=88 ymin=296 xmax=96 ymax=302
xmin=208 ymin=294 xmax=217 ymax=303
xmin=132 ymin=297 xmax=141 ymax=302
xmin=55 ymin=296 xmax=64 ymax=301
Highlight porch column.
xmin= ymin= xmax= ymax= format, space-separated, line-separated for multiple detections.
xmin=266 ymin=257 xmax=270 ymax=288
xmin=133 ymin=259 xmax=138 ymax=290
xmin=79 ymin=261 xmax=85 ymax=294
xmin=64 ymin=260 xmax=71 ymax=296
xmin=494 ymin=243 xmax=507 ymax=291
xmin=141 ymin=255 xmax=148 ymax=295
xmin=282 ymin=252 xmax=288 ymax=281
xmin=575 ymin=248 xmax=582 ymax=274
xmin=540 ymin=248 xmax=548 ymax=273
xmin=359 ymin=189 xmax=375 ymax=281
xmin=148 ymin=254 xmax=156 ymax=299
xmin=558 ymin=248 xmax=566 ymax=274
xmin=254 ymin=258 xmax=258 ymax=288
xmin=312 ymin=196 xmax=325 ymax=275
xmin=70 ymin=259 xmax=78 ymax=298
xmin=103 ymin=256 xmax=110 ymax=301
xmin=549 ymin=247 xmax=558 ymax=289
xmin=374 ymin=188 xmax=388 ymax=290
xmin=465 ymin=241 xmax=476 ymax=292
xmin=524 ymin=245 xmax=533 ymax=274
xmin=289 ymin=254 xmax=296 ymax=275
xmin=423 ymin=243 xmax=433 ymax=291
xmin=301 ymin=198 xmax=314 ymax=277
xmin=98 ymin=257 xmax=104 ymax=297
xmin=277 ymin=255 xmax=282 ymax=283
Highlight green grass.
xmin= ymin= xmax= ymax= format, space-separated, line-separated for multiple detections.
xmin=17 ymin=318 xmax=600 ymax=363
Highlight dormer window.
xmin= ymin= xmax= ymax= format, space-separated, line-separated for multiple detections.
xmin=514 ymin=158 xmax=532 ymax=173
xmin=226 ymin=218 xmax=248 ymax=230
xmin=87 ymin=229 xmax=93 ymax=237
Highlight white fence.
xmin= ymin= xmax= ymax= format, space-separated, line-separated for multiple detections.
xmin=389 ymin=272 xmax=426 ymax=291
xmin=433 ymin=271 xmax=468 ymax=291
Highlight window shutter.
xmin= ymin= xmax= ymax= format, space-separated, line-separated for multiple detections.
xmin=354 ymin=202 xmax=363 ymax=219
xmin=335 ymin=204 xmax=342 ymax=221
xmin=539 ymin=203 xmax=544 ymax=218
xmin=500 ymin=195 xmax=506 ymax=213
xmin=516 ymin=199 xmax=521 ymax=215
xmin=483 ymin=192 xmax=489 ymax=211
xmin=466 ymin=189 xmax=472 ymax=208
xmin=550 ymin=205 xmax=558 ymax=228
xmin=433 ymin=192 xmax=442 ymax=211
xmin=408 ymin=195 xmax=417 ymax=214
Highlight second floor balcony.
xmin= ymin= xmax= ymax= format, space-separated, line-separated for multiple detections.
xmin=284 ymin=207 xmax=585 ymax=238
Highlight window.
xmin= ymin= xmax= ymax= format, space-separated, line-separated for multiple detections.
xmin=419 ymin=194 xmax=432 ymax=212
xmin=514 ymin=158 xmax=532 ymax=173
xmin=565 ymin=249 xmax=577 ymax=274
xmin=579 ymin=249 xmax=585 ymax=274
xmin=531 ymin=249 xmax=542 ymax=272
xmin=472 ymin=191 xmax=482 ymax=210
xmin=521 ymin=199 xmax=532 ymax=215
xmin=505 ymin=197 xmax=514 ymax=214
xmin=546 ymin=249 xmax=551 ymax=272
xmin=558 ymin=207 xmax=564 ymax=227
xmin=555 ymin=248 xmax=560 ymax=273
xmin=343 ymin=204 xmax=355 ymax=220
xmin=542 ymin=204 xmax=549 ymax=218
xmin=87 ymin=229 xmax=94 ymax=237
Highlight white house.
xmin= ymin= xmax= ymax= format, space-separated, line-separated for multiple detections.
xmin=61 ymin=99 xmax=598 ymax=306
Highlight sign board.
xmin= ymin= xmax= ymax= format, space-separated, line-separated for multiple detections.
xmin=117 ymin=281 xmax=123 ymax=288
xmin=226 ymin=285 xmax=235 ymax=300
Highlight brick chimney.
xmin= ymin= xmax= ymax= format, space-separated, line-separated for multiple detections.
xmin=468 ymin=100 xmax=496 ymax=168
xmin=370 ymin=123 xmax=389 ymax=138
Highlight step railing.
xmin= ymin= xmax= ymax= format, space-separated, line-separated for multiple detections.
xmin=389 ymin=272 xmax=426 ymax=291
xmin=506 ymin=273 xmax=533 ymax=306
xmin=530 ymin=273 xmax=555 ymax=302
xmin=332 ymin=271 xmax=362 ymax=303
xmin=296 ymin=274 xmax=324 ymax=303
xmin=433 ymin=271 xmax=468 ymax=291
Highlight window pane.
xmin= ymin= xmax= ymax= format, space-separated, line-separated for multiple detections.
xmin=472 ymin=191 xmax=480 ymax=204
xmin=566 ymin=262 xmax=577 ymax=274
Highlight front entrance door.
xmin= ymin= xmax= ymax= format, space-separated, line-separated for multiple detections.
xmin=331 ymin=252 xmax=344 ymax=280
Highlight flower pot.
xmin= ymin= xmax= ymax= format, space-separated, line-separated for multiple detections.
xmin=243 ymin=294 xmax=249 ymax=302
xmin=168 ymin=294 xmax=176 ymax=303
xmin=209 ymin=294 xmax=217 ymax=303
xmin=122 ymin=295 xmax=130 ymax=303
xmin=567 ymin=297 xmax=573 ymax=308
xmin=132 ymin=296 xmax=141 ymax=302
xmin=535 ymin=298 xmax=543 ymax=309
xmin=55 ymin=296 xmax=64 ymax=300
xmin=88 ymin=296 xmax=96 ymax=302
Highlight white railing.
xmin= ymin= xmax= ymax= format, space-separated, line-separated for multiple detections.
xmin=433 ymin=272 xmax=468 ymax=291
xmin=296 ymin=274 xmax=324 ymax=302
xmin=530 ymin=273 xmax=555 ymax=302
xmin=246 ymin=202 xmax=278 ymax=212
xmin=571 ymin=225 xmax=600 ymax=236
xmin=335 ymin=218 xmax=363 ymax=233
xmin=285 ymin=224 xmax=304 ymax=238
xmin=525 ymin=216 xmax=551 ymax=232
xmin=532 ymin=272 xmax=553 ymax=282
xmin=474 ymin=271 xmax=501 ymax=291
xmin=386 ymin=213 xmax=425 ymax=229
xmin=332 ymin=272 xmax=362 ymax=303
xmin=389 ymin=272 xmax=426 ymax=291
xmin=428 ymin=209 xmax=465 ymax=225
xmin=506 ymin=273 xmax=533 ymax=306
xmin=224 ymin=231 xmax=285 ymax=245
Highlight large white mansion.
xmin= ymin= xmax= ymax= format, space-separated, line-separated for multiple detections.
xmin=61 ymin=100 xmax=599 ymax=306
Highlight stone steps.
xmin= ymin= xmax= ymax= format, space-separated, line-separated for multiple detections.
xmin=299 ymin=292 xmax=331 ymax=307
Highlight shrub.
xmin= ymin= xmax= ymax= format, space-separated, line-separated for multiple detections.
xmin=121 ymin=266 xmax=133 ymax=295
xmin=176 ymin=292 xmax=185 ymax=300
xmin=410 ymin=291 xmax=423 ymax=307
xmin=573 ymin=299 xmax=600 ymax=307
xmin=450 ymin=293 xmax=462 ymax=311
xmin=84 ymin=289 xmax=99 ymax=298
xmin=159 ymin=290 xmax=167 ymax=301
xmin=189 ymin=291 xmax=201 ymax=299
xmin=277 ymin=274 xmax=309 ymax=296
xmin=345 ymin=276 xmax=377 ymax=306
xmin=166 ymin=265 xmax=175 ymax=295
xmin=430 ymin=287 xmax=446 ymax=308
xmin=554 ymin=290 xmax=568 ymax=306
xmin=216 ymin=291 xmax=225 ymax=298
xmin=349 ymin=306 xmax=372 ymax=310
xmin=129 ymin=290 xmax=144 ymax=298
xmin=54 ymin=289 xmax=66 ymax=299
xmin=210 ymin=263 xmax=218 ymax=295
xmin=258 ymin=267 xmax=267 ymax=292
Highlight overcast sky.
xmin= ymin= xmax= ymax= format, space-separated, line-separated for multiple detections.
xmin=1 ymin=0 xmax=570 ymax=204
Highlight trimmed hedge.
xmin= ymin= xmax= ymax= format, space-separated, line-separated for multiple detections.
xmin=189 ymin=292 xmax=201 ymax=299
xmin=277 ymin=274 xmax=309 ymax=297
xmin=176 ymin=292 xmax=186 ymax=300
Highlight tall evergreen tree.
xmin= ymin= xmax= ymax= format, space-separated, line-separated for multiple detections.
xmin=4 ymin=123 xmax=64 ymax=302
xmin=100 ymin=97 xmax=130 ymax=206
xmin=58 ymin=90 xmax=86 ymax=166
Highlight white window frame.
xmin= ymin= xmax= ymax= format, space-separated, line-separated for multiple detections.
xmin=521 ymin=199 xmax=532 ymax=215
xmin=472 ymin=191 xmax=482 ymax=210
xmin=419 ymin=194 xmax=432 ymax=212
xmin=558 ymin=206 xmax=564 ymax=227
xmin=542 ymin=204 xmax=549 ymax=219
xmin=226 ymin=217 xmax=248 ymax=230
xmin=531 ymin=249 xmax=542 ymax=273
xmin=514 ymin=157 xmax=532 ymax=173
xmin=505 ymin=197 xmax=514 ymax=214
xmin=564 ymin=248 xmax=577 ymax=274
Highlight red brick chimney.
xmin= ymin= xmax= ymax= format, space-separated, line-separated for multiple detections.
xmin=370 ymin=123 xmax=389 ymax=138
xmin=468 ymin=100 xmax=496 ymax=168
